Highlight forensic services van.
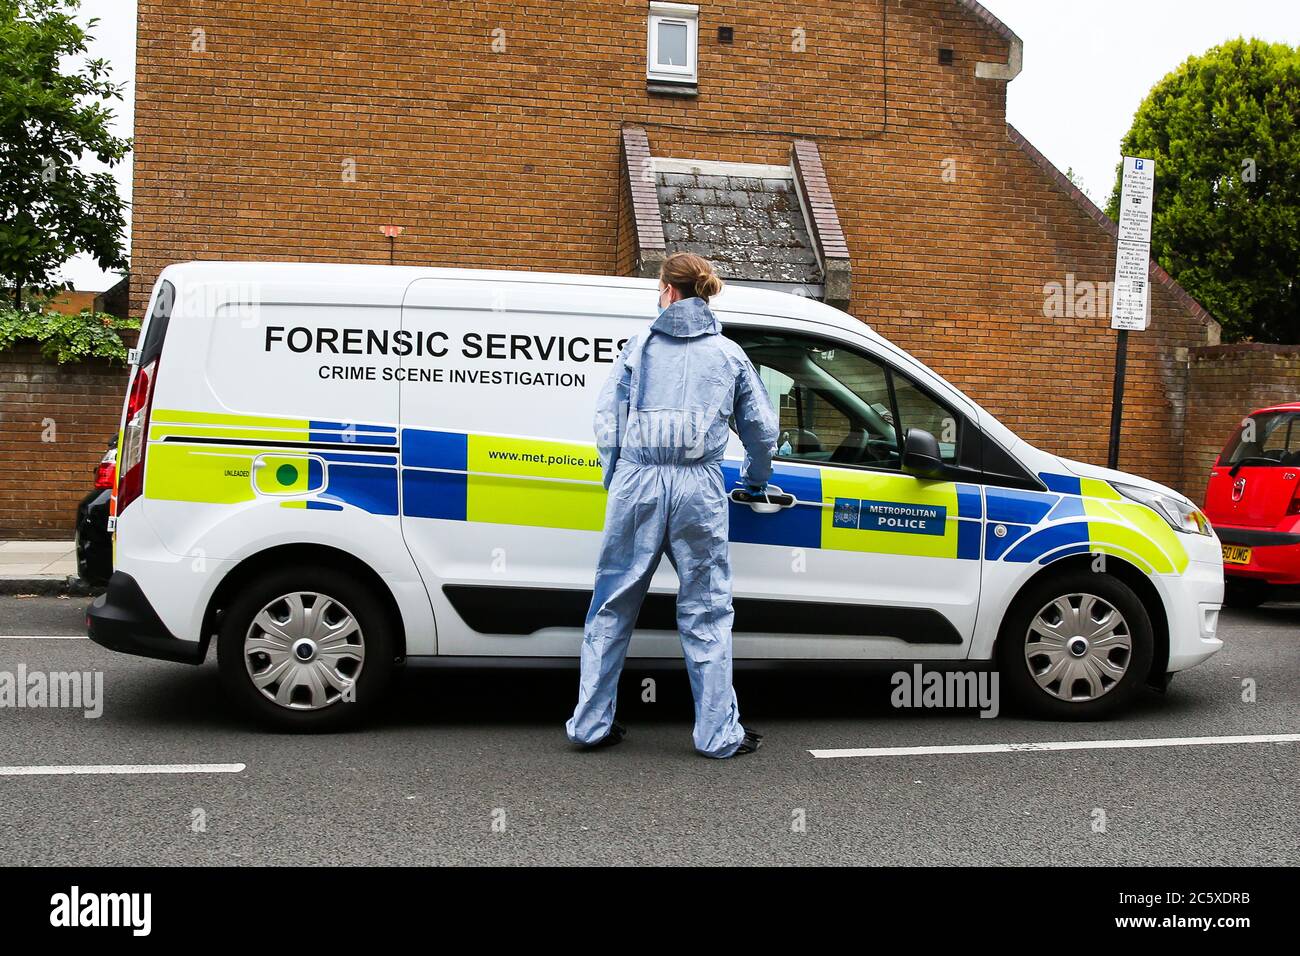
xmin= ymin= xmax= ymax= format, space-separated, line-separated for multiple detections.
xmin=88 ymin=262 xmax=1225 ymax=729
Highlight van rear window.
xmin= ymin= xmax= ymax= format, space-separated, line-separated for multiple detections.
xmin=139 ymin=280 xmax=174 ymax=365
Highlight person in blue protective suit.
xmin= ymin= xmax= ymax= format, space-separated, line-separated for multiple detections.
xmin=566 ymin=252 xmax=779 ymax=758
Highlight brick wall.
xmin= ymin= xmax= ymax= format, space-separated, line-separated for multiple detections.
xmin=43 ymin=291 xmax=100 ymax=314
xmin=131 ymin=0 xmax=1218 ymax=496
xmin=1184 ymin=345 xmax=1300 ymax=505
xmin=0 ymin=345 xmax=130 ymax=538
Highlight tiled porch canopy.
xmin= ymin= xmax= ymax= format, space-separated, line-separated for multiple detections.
xmin=621 ymin=127 xmax=851 ymax=310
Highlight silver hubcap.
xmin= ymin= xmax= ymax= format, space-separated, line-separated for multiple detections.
xmin=1024 ymin=593 xmax=1132 ymax=702
xmin=244 ymin=591 xmax=365 ymax=710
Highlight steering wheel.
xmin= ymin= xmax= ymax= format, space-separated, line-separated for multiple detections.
xmin=830 ymin=431 xmax=881 ymax=465
xmin=789 ymin=428 xmax=822 ymax=454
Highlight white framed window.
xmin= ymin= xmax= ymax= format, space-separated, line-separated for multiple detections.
xmin=647 ymin=2 xmax=698 ymax=85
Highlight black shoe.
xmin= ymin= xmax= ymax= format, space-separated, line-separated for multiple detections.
xmin=731 ymin=730 xmax=763 ymax=756
xmin=579 ymin=720 xmax=627 ymax=750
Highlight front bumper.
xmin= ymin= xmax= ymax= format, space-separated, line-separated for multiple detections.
xmin=1215 ymin=526 xmax=1300 ymax=586
xmin=87 ymin=571 xmax=209 ymax=665
xmin=1161 ymin=549 xmax=1225 ymax=673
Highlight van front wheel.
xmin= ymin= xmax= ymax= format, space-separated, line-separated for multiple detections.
xmin=217 ymin=566 xmax=395 ymax=731
xmin=997 ymin=571 xmax=1154 ymax=720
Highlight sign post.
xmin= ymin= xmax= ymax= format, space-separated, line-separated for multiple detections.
xmin=1107 ymin=156 xmax=1156 ymax=469
xmin=381 ymin=225 xmax=404 ymax=265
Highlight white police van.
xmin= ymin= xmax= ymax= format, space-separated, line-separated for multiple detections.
xmin=89 ymin=262 xmax=1225 ymax=729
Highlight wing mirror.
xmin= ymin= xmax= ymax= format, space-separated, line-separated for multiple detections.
xmin=902 ymin=428 xmax=945 ymax=479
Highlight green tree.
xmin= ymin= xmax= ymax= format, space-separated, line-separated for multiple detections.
xmin=1108 ymin=39 xmax=1300 ymax=344
xmin=0 ymin=0 xmax=129 ymax=308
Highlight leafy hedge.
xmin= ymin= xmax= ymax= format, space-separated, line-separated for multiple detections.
xmin=0 ymin=305 xmax=140 ymax=364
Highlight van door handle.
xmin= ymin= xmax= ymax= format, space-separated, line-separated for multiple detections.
xmin=730 ymin=485 xmax=796 ymax=513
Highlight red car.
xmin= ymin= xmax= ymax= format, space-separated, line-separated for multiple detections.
xmin=1204 ymin=402 xmax=1300 ymax=606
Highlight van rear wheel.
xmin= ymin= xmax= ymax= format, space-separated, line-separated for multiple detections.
xmin=217 ymin=565 xmax=395 ymax=731
xmin=997 ymin=570 xmax=1154 ymax=720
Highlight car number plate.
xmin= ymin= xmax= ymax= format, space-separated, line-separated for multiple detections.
xmin=1222 ymin=545 xmax=1252 ymax=565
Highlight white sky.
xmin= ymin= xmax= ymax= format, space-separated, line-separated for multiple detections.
xmin=60 ymin=0 xmax=1300 ymax=292
xmin=984 ymin=0 xmax=1300 ymax=202
xmin=61 ymin=1 xmax=134 ymax=293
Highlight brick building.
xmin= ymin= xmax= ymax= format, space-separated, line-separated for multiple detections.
xmin=129 ymin=0 xmax=1220 ymax=495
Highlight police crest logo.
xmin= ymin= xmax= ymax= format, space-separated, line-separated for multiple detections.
xmin=833 ymin=498 xmax=860 ymax=528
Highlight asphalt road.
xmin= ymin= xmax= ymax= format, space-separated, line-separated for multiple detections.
xmin=0 ymin=594 xmax=1296 ymax=866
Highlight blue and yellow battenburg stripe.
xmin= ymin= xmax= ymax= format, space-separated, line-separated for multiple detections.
xmin=720 ymin=460 xmax=983 ymax=560
xmin=977 ymin=473 xmax=1188 ymax=574
xmin=401 ymin=428 xmax=607 ymax=531
xmin=142 ymin=410 xmax=1188 ymax=574
xmin=146 ymin=409 xmax=400 ymax=514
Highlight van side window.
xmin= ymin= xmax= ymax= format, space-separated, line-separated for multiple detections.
xmin=730 ymin=331 xmax=900 ymax=470
xmin=728 ymin=329 xmax=962 ymax=472
xmin=892 ymin=372 xmax=961 ymax=465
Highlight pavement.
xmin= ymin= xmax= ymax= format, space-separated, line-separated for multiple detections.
xmin=0 ymin=541 xmax=94 ymax=595
xmin=0 ymin=593 xmax=1296 ymax=866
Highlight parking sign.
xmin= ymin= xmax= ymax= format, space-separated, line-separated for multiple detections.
xmin=1111 ymin=156 xmax=1156 ymax=331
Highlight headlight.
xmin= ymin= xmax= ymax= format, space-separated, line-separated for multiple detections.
xmin=1113 ymin=482 xmax=1212 ymax=536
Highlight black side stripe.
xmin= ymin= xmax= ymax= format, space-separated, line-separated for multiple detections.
xmin=162 ymin=436 xmax=399 ymax=453
xmin=442 ymin=585 xmax=964 ymax=644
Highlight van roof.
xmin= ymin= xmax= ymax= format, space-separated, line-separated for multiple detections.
xmin=156 ymin=259 xmax=997 ymax=440
xmin=158 ymin=260 xmax=880 ymax=340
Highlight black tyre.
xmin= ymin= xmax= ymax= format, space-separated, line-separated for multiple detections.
xmin=217 ymin=565 xmax=396 ymax=731
xmin=997 ymin=570 xmax=1155 ymax=720
xmin=1223 ymin=578 xmax=1269 ymax=609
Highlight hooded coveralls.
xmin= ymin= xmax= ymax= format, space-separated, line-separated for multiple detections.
xmin=565 ymin=297 xmax=779 ymax=757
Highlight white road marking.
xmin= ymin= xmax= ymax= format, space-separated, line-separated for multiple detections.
xmin=810 ymin=733 xmax=1300 ymax=759
xmin=0 ymin=635 xmax=88 ymax=640
xmin=0 ymin=763 xmax=245 ymax=776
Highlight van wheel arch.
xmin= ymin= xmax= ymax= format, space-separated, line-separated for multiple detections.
xmin=203 ymin=544 xmax=407 ymax=662
xmin=996 ymin=554 xmax=1169 ymax=689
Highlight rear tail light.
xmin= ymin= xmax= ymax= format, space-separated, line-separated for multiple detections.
xmin=93 ymin=456 xmax=116 ymax=490
xmin=115 ymin=359 xmax=157 ymax=512
xmin=1288 ymin=483 xmax=1300 ymax=516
